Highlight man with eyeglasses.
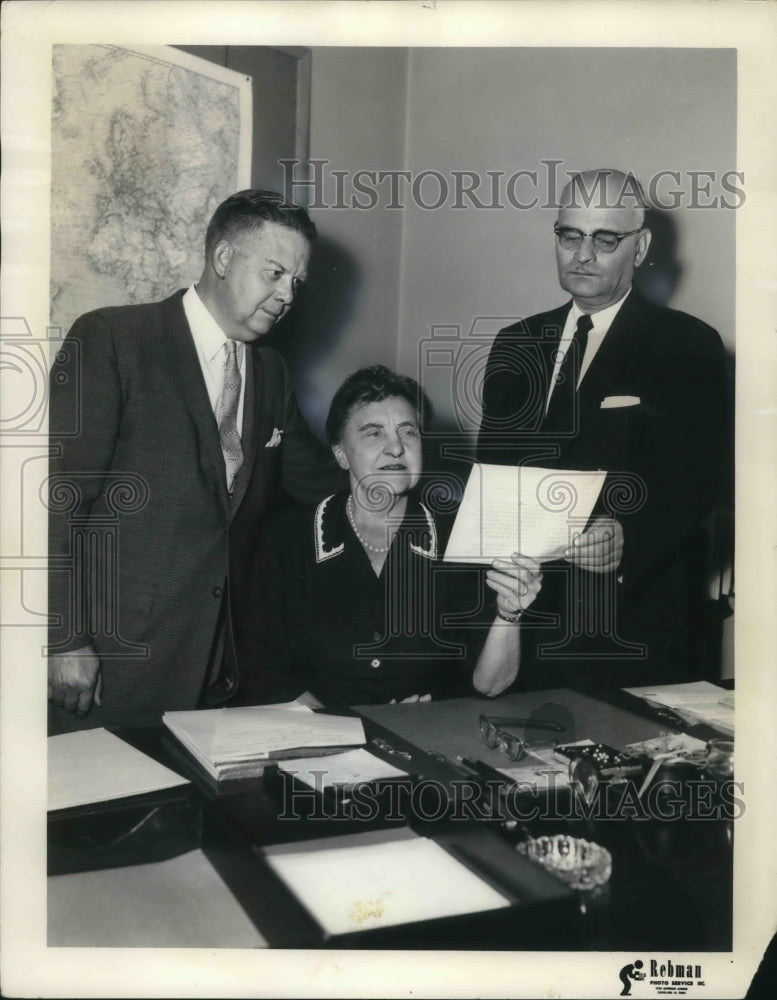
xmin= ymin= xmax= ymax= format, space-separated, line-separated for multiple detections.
xmin=477 ymin=168 xmax=729 ymax=690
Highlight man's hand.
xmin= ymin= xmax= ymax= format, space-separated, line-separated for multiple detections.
xmin=563 ymin=517 xmax=624 ymax=574
xmin=487 ymin=553 xmax=543 ymax=619
xmin=48 ymin=645 xmax=102 ymax=717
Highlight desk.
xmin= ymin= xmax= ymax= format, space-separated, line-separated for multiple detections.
xmin=49 ymin=849 xmax=267 ymax=948
xmin=47 ymin=688 xmax=733 ymax=951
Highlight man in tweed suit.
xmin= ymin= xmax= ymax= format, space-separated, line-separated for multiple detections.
xmin=48 ymin=190 xmax=343 ymax=731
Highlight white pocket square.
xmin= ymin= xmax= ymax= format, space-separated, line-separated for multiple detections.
xmin=600 ymin=395 xmax=641 ymax=409
xmin=265 ymin=428 xmax=284 ymax=447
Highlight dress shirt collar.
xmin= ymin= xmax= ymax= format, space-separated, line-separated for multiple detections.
xmin=568 ymin=288 xmax=631 ymax=337
xmin=183 ymin=284 xmax=235 ymax=362
xmin=560 ymin=288 xmax=632 ymax=386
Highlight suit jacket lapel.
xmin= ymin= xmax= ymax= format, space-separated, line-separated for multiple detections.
xmin=535 ymin=302 xmax=571 ymax=404
xmin=577 ymin=291 xmax=642 ymax=415
xmin=550 ymin=292 xmax=641 ymax=463
xmin=161 ymin=291 xmax=229 ymax=505
xmin=229 ymin=343 xmax=286 ymax=518
xmin=256 ymin=343 xmax=286 ymax=452
xmin=530 ymin=301 xmax=572 ymax=465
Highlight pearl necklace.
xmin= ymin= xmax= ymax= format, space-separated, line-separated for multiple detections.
xmin=346 ymin=495 xmax=392 ymax=553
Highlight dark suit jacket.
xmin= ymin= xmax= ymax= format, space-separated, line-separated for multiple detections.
xmin=477 ymin=289 xmax=729 ymax=689
xmin=48 ymin=290 xmax=343 ymax=730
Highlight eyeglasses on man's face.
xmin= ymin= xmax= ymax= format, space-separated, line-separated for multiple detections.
xmin=479 ymin=715 xmax=566 ymax=762
xmin=554 ymin=224 xmax=643 ymax=254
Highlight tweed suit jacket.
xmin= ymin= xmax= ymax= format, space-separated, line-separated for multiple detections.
xmin=48 ymin=289 xmax=343 ymax=730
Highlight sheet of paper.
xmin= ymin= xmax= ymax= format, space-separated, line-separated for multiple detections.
xmin=496 ymin=746 xmax=570 ymax=789
xmin=625 ymin=733 xmax=708 ymax=762
xmin=48 ymin=728 xmax=189 ymax=812
xmin=261 ymin=697 xmax=317 ymax=712
xmin=443 ymin=462 xmax=607 ymax=564
xmin=163 ymin=706 xmax=366 ymax=765
xmin=275 ymin=748 xmax=409 ymax=790
xmin=624 ymin=681 xmax=735 ymax=735
xmin=625 ymin=680 xmax=731 ymax=707
xmin=264 ymin=828 xmax=509 ymax=936
xmin=496 ymin=739 xmax=594 ymax=790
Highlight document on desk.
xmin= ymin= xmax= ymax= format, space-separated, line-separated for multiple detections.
xmin=495 ymin=740 xmax=595 ymax=790
xmin=275 ymin=748 xmax=408 ymax=790
xmin=163 ymin=705 xmax=366 ymax=780
xmin=48 ymin=728 xmax=189 ymax=812
xmin=443 ymin=462 xmax=607 ymax=563
xmin=263 ymin=827 xmax=510 ymax=936
xmin=624 ymin=680 xmax=734 ymax=736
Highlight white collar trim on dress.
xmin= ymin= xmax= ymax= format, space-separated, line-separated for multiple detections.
xmin=313 ymin=495 xmax=437 ymax=563
xmin=314 ymin=494 xmax=344 ymax=563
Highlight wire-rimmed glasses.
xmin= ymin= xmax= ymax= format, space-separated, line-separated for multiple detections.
xmin=553 ymin=224 xmax=643 ymax=253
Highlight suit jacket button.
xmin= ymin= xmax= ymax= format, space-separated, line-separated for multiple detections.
xmin=370 ymin=658 xmax=381 ymax=669
xmin=212 ymin=586 xmax=223 ymax=598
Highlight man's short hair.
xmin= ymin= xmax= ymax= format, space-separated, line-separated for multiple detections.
xmin=205 ymin=189 xmax=317 ymax=257
xmin=325 ymin=365 xmax=433 ymax=445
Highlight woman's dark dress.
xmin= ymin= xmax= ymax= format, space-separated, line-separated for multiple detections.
xmin=237 ymin=492 xmax=490 ymax=710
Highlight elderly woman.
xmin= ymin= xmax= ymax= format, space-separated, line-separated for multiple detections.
xmin=238 ymin=366 xmax=541 ymax=710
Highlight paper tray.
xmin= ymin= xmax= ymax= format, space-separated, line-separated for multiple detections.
xmin=48 ymin=784 xmax=200 ymax=876
xmin=201 ymin=797 xmax=574 ymax=949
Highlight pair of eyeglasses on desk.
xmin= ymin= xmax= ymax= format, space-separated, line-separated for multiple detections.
xmin=479 ymin=715 xmax=567 ymax=762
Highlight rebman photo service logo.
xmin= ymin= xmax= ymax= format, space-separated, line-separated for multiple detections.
xmin=617 ymin=958 xmax=707 ymax=996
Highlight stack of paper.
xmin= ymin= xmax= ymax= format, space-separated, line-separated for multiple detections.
xmin=623 ymin=681 xmax=734 ymax=737
xmin=162 ymin=704 xmax=366 ymax=781
xmin=275 ymin=748 xmax=409 ymax=791
xmin=48 ymin=728 xmax=189 ymax=812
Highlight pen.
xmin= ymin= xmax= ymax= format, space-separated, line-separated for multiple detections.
xmin=370 ymin=737 xmax=412 ymax=761
xmin=483 ymin=716 xmax=566 ymax=733
xmin=652 ymin=706 xmax=689 ymax=730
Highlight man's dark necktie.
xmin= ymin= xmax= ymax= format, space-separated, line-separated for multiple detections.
xmin=544 ymin=313 xmax=593 ymax=434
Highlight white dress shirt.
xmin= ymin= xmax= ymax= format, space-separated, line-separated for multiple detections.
xmin=545 ymin=289 xmax=631 ymax=413
xmin=182 ymin=285 xmax=246 ymax=451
